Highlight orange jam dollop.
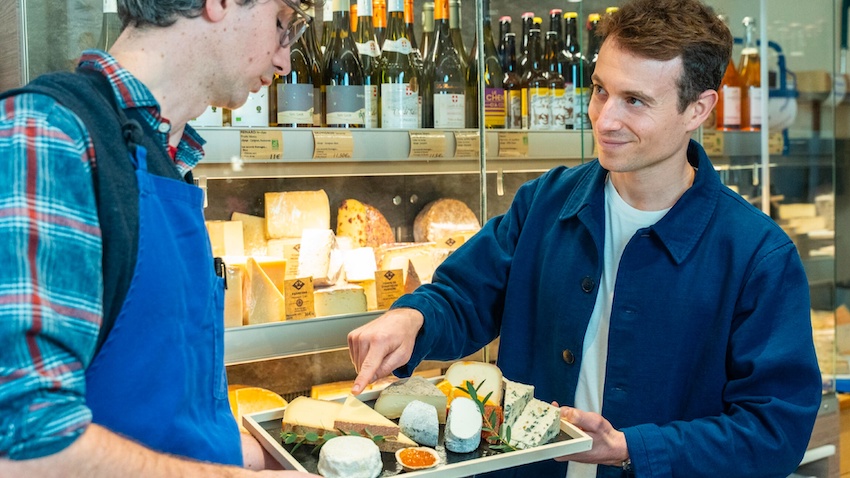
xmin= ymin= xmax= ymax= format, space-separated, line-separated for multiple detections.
xmin=399 ymin=448 xmax=437 ymax=468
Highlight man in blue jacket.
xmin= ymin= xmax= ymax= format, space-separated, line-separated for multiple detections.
xmin=348 ymin=0 xmax=823 ymax=476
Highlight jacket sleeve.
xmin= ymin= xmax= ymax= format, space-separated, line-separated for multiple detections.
xmin=623 ymin=241 xmax=823 ymax=477
xmin=392 ymin=175 xmax=542 ymax=376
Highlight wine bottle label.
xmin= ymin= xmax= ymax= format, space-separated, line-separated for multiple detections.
xmin=506 ymin=90 xmax=522 ymax=129
xmin=722 ymin=86 xmax=741 ymax=127
xmin=484 ymin=87 xmax=506 ymax=128
xmin=382 ymin=38 xmax=412 ymax=55
xmin=549 ymin=87 xmax=568 ymax=129
xmin=381 ymin=83 xmax=419 ymax=128
xmin=231 ymin=86 xmax=269 ymax=127
xmin=364 ymin=85 xmax=379 ymax=128
xmin=356 ymin=40 xmax=382 ymax=57
xmin=276 ymin=83 xmax=314 ymax=125
xmin=748 ymin=86 xmax=762 ymax=127
xmin=326 ymin=85 xmax=366 ymax=125
xmin=433 ymin=93 xmax=465 ymax=128
xmin=527 ymin=87 xmax=551 ymax=130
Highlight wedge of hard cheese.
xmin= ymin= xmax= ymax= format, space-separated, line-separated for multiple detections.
xmin=374 ymin=376 xmax=448 ymax=424
xmin=334 ymin=395 xmax=417 ymax=453
xmin=281 ymin=396 xmax=344 ymax=436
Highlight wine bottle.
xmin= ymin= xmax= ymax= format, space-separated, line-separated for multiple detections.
xmin=521 ymin=29 xmax=548 ymax=130
xmin=716 ymin=14 xmax=742 ymax=131
xmin=544 ymin=31 xmax=567 ymax=130
xmin=497 ymin=16 xmax=512 ymax=72
xmin=303 ymin=12 xmax=325 ymax=127
xmin=517 ymin=12 xmax=534 ymax=78
xmin=356 ymin=0 xmax=382 ymax=128
xmin=423 ymin=0 xmax=466 ymax=128
xmin=738 ymin=16 xmax=761 ymax=131
xmin=351 ymin=2 xmax=358 ymax=32
xmin=271 ymin=26 xmax=315 ymax=127
xmin=449 ymin=0 xmax=467 ymax=74
xmin=324 ymin=0 xmax=366 ymax=128
xmin=587 ymin=13 xmax=602 ymax=76
xmin=503 ymin=33 xmax=522 ymax=129
xmin=381 ymin=0 xmax=421 ymax=129
xmin=97 ymin=0 xmax=122 ymax=51
xmin=373 ymin=0 xmax=388 ymax=48
xmin=420 ymin=2 xmax=435 ymax=61
xmin=404 ymin=0 xmax=418 ymax=51
xmin=563 ymin=11 xmax=590 ymax=130
xmin=467 ymin=0 xmax=505 ymax=129
xmin=321 ymin=0 xmax=333 ymax=55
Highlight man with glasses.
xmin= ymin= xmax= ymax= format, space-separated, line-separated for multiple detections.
xmin=0 ymin=0 xmax=318 ymax=476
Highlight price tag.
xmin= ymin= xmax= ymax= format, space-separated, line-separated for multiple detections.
xmin=240 ymin=129 xmax=283 ymax=160
xmin=375 ymin=269 xmax=405 ymax=309
xmin=284 ymin=277 xmax=316 ymax=320
xmin=454 ymin=131 xmax=480 ymax=158
xmin=409 ymin=131 xmax=447 ymax=158
xmin=313 ymin=130 xmax=354 ymax=159
xmin=498 ymin=131 xmax=529 ymax=157
xmin=768 ymin=132 xmax=784 ymax=155
xmin=701 ymin=131 xmax=724 ymax=156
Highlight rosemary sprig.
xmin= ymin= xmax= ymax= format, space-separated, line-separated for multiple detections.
xmin=280 ymin=428 xmax=386 ymax=454
xmin=457 ymin=380 xmax=518 ymax=453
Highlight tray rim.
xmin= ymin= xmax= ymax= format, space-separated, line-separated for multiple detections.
xmin=243 ymin=384 xmax=593 ymax=477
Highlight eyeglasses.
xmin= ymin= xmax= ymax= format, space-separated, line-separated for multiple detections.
xmin=278 ymin=0 xmax=311 ymax=48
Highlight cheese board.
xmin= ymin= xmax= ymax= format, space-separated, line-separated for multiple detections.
xmin=243 ymin=386 xmax=592 ymax=477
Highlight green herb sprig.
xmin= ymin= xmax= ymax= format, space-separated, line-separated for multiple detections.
xmin=280 ymin=428 xmax=387 ymax=454
xmin=457 ymin=380 xmax=518 ymax=453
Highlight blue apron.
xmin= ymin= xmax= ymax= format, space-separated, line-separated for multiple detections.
xmin=84 ymin=144 xmax=242 ymax=465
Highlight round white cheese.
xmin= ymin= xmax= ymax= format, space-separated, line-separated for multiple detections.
xmin=443 ymin=397 xmax=482 ymax=454
xmin=317 ymin=435 xmax=382 ymax=478
xmin=399 ymin=400 xmax=439 ymax=447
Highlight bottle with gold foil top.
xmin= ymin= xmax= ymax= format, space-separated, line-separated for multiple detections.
xmin=404 ymin=0 xmax=424 ymax=76
xmin=467 ymin=0 xmax=505 ymax=128
xmin=373 ymin=0 xmax=387 ymax=47
xmin=422 ymin=0 xmax=466 ymax=128
xmin=715 ymin=15 xmax=742 ymax=130
xmin=738 ymin=16 xmax=761 ymax=131
xmin=381 ymin=0 xmax=421 ymax=128
xmin=355 ymin=0 xmax=381 ymax=127
xmin=502 ymin=33 xmax=522 ymax=129
xmin=324 ymin=0 xmax=366 ymax=128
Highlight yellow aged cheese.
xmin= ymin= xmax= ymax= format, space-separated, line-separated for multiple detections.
xmin=350 ymin=279 xmax=378 ymax=311
xmin=342 ymin=247 xmax=378 ymax=282
xmin=336 ymin=198 xmax=395 ymax=248
xmin=223 ymin=262 xmax=246 ymax=328
xmin=228 ymin=385 xmax=288 ymax=433
xmin=231 ymin=212 xmax=268 ymax=255
xmin=314 ymin=284 xmax=368 ymax=317
xmin=335 ymin=395 xmax=417 ymax=453
xmin=281 ymin=396 xmax=344 ymax=436
xmin=246 ymin=257 xmax=286 ymax=325
xmin=265 ymin=190 xmax=331 ymax=239
xmin=413 ymin=198 xmax=480 ymax=243
xmin=376 ymin=243 xmax=448 ymax=284
xmin=206 ymin=220 xmax=245 ymax=256
xmin=267 ymin=238 xmax=301 ymax=279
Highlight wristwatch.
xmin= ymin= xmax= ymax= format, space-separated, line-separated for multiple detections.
xmin=622 ymin=458 xmax=634 ymax=473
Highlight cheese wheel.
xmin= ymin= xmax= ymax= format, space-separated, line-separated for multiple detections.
xmin=227 ymin=385 xmax=288 ymax=433
xmin=318 ymin=435 xmax=382 ymax=478
xmin=264 ymin=190 xmax=330 ymax=239
xmin=314 ymin=284 xmax=367 ymax=317
xmin=336 ymin=198 xmax=395 ymax=248
xmin=413 ymin=198 xmax=480 ymax=243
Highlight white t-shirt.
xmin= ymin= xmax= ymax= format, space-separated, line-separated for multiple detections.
xmin=566 ymin=176 xmax=670 ymax=478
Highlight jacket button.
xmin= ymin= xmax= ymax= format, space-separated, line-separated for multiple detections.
xmin=562 ymin=349 xmax=575 ymax=364
xmin=581 ymin=276 xmax=595 ymax=293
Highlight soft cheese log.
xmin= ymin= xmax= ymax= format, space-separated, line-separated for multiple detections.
xmin=206 ymin=220 xmax=244 ymax=256
xmin=314 ymin=284 xmax=368 ymax=317
xmin=231 ymin=212 xmax=268 ymax=255
xmin=334 ymin=395 xmax=417 ymax=453
xmin=245 ymin=257 xmax=286 ymax=324
xmin=374 ymin=375 xmax=448 ymax=423
xmin=444 ymin=361 xmax=504 ymax=407
xmin=509 ymin=398 xmax=562 ymax=450
xmin=444 ymin=397 xmax=483 ymax=453
xmin=399 ymin=400 xmax=439 ymax=447
xmin=336 ymin=198 xmax=395 ymax=248
xmin=413 ymin=198 xmax=481 ymax=243
xmin=502 ymin=378 xmax=534 ymax=430
xmin=297 ymin=228 xmax=343 ymax=286
xmin=265 ymin=189 xmax=330 ymax=239
xmin=281 ymin=396 xmax=343 ymax=436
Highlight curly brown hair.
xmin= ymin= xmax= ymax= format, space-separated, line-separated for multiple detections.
xmin=597 ymin=0 xmax=732 ymax=113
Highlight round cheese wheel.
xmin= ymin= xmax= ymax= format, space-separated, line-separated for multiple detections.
xmin=227 ymin=385 xmax=288 ymax=433
xmin=337 ymin=198 xmax=395 ymax=247
xmin=413 ymin=198 xmax=480 ymax=243
xmin=318 ymin=435 xmax=382 ymax=478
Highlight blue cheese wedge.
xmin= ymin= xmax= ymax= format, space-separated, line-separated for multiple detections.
xmin=502 ymin=378 xmax=534 ymax=430
xmin=509 ymin=398 xmax=561 ymax=450
xmin=444 ymin=397 xmax=482 ymax=453
xmin=399 ymin=400 xmax=439 ymax=447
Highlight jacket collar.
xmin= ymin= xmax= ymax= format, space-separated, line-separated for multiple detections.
xmin=558 ymin=139 xmax=721 ymax=265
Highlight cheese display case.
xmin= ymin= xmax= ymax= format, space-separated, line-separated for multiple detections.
xmin=1 ymin=0 xmax=845 ymax=475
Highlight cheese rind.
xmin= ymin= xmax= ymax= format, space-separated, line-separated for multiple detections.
xmin=280 ymin=396 xmax=343 ymax=436
xmin=444 ymin=397 xmax=482 ymax=453
xmin=413 ymin=198 xmax=480 ymax=243
xmin=228 ymin=385 xmax=287 ymax=433
xmin=336 ymin=198 xmax=395 ymax=248
xmin=399 ymin=400 xmax=439 ymax=447
xmin=444 ymin=361 xmax=504 ymax=408
xmin=265 ymin=190 xmax=330 ymax=239
xmin=374 ymin=376 xmax=448 ymax=423
xmin=502 ymin=378 xmax=535 ymax=430
xmin=509 ymin=398 xmax=561 ymax=450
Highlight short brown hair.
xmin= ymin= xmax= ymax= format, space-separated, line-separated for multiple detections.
xmin=598 ymin=0 xmax=732 ymax=113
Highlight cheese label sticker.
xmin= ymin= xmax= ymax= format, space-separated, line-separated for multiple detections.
xmin=313 ymin=130 xmax=355 ymax=159
xmin=436 ymin=234 xmax=467 ymax=251
xmin=240 ymin=129 xmax=284 ymax=160
xmin=454 ymin=130 xmax=480 ymax=158
xmin=498 ymin=131 xmax=529 ymax=157
xmin=375 ymin=269 xmax=405 ymax=309
xmin=285 ymin=277 xmax=316 ymax=320
xmin=409 ymin=130 xmax=446 ymax=158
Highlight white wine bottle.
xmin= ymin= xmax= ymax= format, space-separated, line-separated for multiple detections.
xmin=423 ymin=0 xmax=466 ymax=128
xmin=466 ymin=0 xmax=505 ymax=129
xmin=303 ymin=13 xmax=325 ymax=127
xmin=271 ymin=23 xmax=316 ymax=127
xmin=355 ymin=0 xmax=381 ymax=128
xmin=420 ymin=3 xmax=435 ymax=63
xmin=320 ymin=0 xmax=333 ymax=55
xmin=380 ymin=0 xmax=421 ymax=129
xmin=448 ymin=0 xmax=467 ymax=73
xmin=324 ymin=0 xmax=366 ymax=128
xmin=97 ymin=0 xmax=122 ymax=51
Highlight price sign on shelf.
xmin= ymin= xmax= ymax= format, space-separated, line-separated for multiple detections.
xmin=409 ymin=131 xmax=447 ymax=158
xmin=454 ymin=131 xmax=481 ymax=158
xmin=498 ymin=131 xmax=529 ymax=157
xmin=240 ymin=129 xmax=283 ymax=160
xmin=313 ymin=130 xmax=355 ymax=159
xmin=700 ymin=131 xmax=724 ymax=156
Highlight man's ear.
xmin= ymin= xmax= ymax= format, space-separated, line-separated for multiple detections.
xmin=204 ymin=0 xmax=229 ymax=22
xmin=686 ymin=89 xmax=718 ymax=131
